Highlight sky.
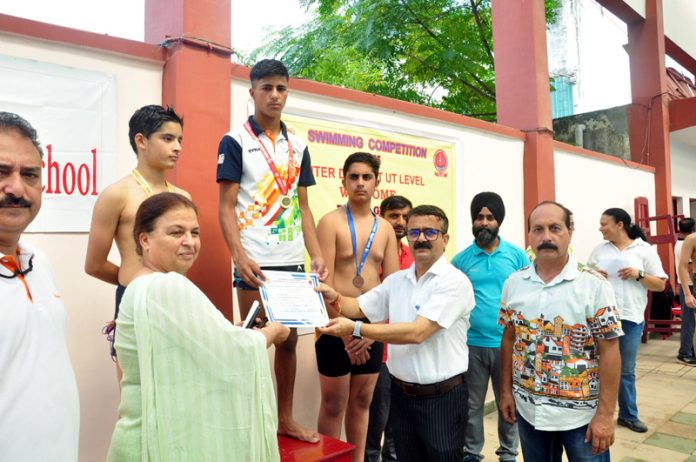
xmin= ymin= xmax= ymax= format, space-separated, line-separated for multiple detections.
xmin=0 ymin=0 xmax=310 ymax=57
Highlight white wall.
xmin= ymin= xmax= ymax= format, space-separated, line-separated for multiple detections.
xmin=622 ymin=0 xmax=645 ymax=18
xmin=670 ymin=137 xmax=696 ymax=217
xmin=555 ymin=148 xmax=656 ymax=262
xmin=663 ymin=0 xmax=696 ymax=62
xmin=0 ymin=31 xmax=162 ymax=461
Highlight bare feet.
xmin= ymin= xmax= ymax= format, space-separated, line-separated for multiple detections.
xmin=278 ymin=419 xmax=320 ymax=443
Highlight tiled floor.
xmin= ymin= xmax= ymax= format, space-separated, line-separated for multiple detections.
xmin=478 ymin=335 xmax=696 ymax=462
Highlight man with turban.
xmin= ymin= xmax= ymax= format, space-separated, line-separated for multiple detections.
xmin=452 ymin=192 xmax=528 ymax=462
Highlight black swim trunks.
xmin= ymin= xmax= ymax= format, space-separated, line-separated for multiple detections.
xmin=315 ymin=324 xmax=383 ymax=377
xmin=103 ymin=284 xmax=126 ymax=360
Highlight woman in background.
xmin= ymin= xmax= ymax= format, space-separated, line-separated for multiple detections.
xmin=108 ymin=192 xmax=288 ymax=461
xmin=588 ymin=208 xmax=667 ymax=434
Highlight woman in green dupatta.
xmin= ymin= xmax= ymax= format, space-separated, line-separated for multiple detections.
xmin=107 ymin=192 xmax=288 ymax=462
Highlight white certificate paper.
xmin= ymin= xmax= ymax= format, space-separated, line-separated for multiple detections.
xmin=259 ymin=271 xmax=329 ymax=327
xmin=596 ymin=256 xmax=636 ymax=281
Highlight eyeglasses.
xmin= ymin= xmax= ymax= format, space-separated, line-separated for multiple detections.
xmin=0 ymin=254 xmax=34 ymax=279
xmin=406 ymin=227 xmax=443 ymax=242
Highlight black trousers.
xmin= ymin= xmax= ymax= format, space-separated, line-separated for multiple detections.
xmin=365 ymin=364 xmax=397 ymax=462
xmin=390 ymin=377 xmax=468 ymax=462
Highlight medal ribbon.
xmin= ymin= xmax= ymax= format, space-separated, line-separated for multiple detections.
xmin=346 ymin=204 xmax=378 ymax=280
xmin=244 ymin=121 xmax=295 ymax=196
xmin=131 ymin=169 xmax=174 ymax=196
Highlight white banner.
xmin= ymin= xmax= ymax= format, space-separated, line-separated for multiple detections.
xmin=0 ymin=54 xmax=117 ymax=232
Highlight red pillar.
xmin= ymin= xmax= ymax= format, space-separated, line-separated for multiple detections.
xmin=626 ymin=0 xmax=674 ymax=278
xmin=145 ymin=0 xmax=234 ymax=318
xmin=491 ymin=0 xmax=556 ymax=231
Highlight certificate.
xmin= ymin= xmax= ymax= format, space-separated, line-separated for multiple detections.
xmin=259 ymin=271 xmax=329 ymax=327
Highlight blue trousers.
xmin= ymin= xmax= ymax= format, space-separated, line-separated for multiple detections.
xmin=618 ymin=320 xmax=643 ymax=422
xmin=517 ymin=414 xmax=610 ymax=462
xmin=678 ymin=287 xmax=696 ymax=357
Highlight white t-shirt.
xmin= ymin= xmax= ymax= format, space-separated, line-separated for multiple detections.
xmin=588 ymin=238 xmax=668 ymax=323
xmin=358 ymin=255 xmax=475 ymax=384
xmin=216 ymin=116 xmax=316 ymax=266
xmin=0 ymin=243 xmax=80 ymax=461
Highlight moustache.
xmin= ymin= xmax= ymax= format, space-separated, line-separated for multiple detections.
xmin=0 ymin=196 xmax=31 ymax=208
xmin=537 ymin=242 xmax=558 ymax=251
xmin=413 ymin=241 xmax=432 ymax=250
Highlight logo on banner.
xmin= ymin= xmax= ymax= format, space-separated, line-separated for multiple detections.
xmin=433 ymin=149 xmax=448 ymax=177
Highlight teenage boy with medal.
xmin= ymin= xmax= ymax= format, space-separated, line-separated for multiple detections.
xmin=85 ymin=105 xmax=190 ymax=379
xmin=315 ymin=152 xmax=399 ymax=461
xmin=217 ymin=59 xmax=327 ymax=443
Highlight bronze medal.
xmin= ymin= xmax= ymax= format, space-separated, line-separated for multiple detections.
xmin=280 ymin=194 xmax=292 ymax=208
xmin=352 ymin=275 xmax=365 ymax=288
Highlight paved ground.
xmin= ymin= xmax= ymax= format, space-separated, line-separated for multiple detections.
xmin=479 ymin=335 xmax=696 ymax=462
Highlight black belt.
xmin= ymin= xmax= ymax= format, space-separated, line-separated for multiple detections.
xmin=392 ymin=373 xmax=465 ymax=397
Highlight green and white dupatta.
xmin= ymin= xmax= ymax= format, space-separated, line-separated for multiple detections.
xmin=131 ymin=272 xmax=279 ymax=461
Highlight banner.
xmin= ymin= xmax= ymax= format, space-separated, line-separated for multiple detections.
xmin=0 ymin=54 xmax=117 ymax=232
xmin=284 ymin=113 xmax=457 ymax=255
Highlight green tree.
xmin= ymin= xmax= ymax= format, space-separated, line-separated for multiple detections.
xmin=249 ymin=0 xmax=561 ymax=122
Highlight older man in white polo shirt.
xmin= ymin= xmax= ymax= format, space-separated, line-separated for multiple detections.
xmin=318 ymin=204 xmax=475 ymax=462
xmin=0 ymin=112 xmax=79 ymax=461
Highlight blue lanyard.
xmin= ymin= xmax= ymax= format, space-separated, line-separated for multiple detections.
xmin=346 ymin=204 xmax=378 ymax=279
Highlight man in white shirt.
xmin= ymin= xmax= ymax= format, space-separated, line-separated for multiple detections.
xmin=318 ymin=205 xmax=475 ymax=462
xmin=0 ymin=112 xmax=79 ymax=461
xmin=675 ymin=218 xmax=696 ymax=365
xmin=499 ymin=201 xmax=623 ymax=461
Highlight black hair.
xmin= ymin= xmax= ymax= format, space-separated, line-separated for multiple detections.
xmin=0 ymin=112 xmax=43 ymax=158
xmin=128 ymin=105 xmax=183 ymax=155
xmin=407 ymin=205 xmax=449 ymax=234
xmin=602 ymin=207 xmax=647 ymax=241
xmin=527 ymin=200 xmax=572 ymax=231
xmin=250 ymin=59 xmax=289 ymax=84
xmin=678 ymin=217 xmax=696 ymax=234
xmin=380 ymin=195 xmax=413 ymax=214
xmin=133 ymin=192 xmax=198 ymax=256
xmin=343 ymin=152 xmax=380 ymax=178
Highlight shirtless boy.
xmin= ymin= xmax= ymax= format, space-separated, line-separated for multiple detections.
xmin=85 ymin=105 xmax=190 ymax=365
xmin=678 ymin=232 xmax=696 ymax=363
xmin=316 ymin=152 xmax=399 ymax=462
xmin=217 ymin=59 xmax=327 ymax=442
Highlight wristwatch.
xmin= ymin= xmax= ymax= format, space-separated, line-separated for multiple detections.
xmin=352 ymin=320 xmax=363 ymax=340
xmin=636 ymin=270 xmax=645 ymax=281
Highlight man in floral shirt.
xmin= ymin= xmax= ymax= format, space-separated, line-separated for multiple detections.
xmin=498 ymin=201 xmax=623 ymax=461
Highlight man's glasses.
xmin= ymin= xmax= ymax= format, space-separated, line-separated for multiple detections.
xmin=406 ymin=227 xmax=443 ymax=242
xmin=0 ymin=254 xmax=34 ymax=279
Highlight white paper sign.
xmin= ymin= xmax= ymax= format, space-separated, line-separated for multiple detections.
xmin=0 ymin=54 xmax=117 ymax=232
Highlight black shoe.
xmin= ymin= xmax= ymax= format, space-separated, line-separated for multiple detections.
xmin=677 ymin=355 xmax=696 ymax=366
xmin=617 ymin=417 xmax=648 ymax=433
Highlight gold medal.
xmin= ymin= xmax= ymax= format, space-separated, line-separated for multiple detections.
xmin=280 ymin=194 xmax=292 ymax=208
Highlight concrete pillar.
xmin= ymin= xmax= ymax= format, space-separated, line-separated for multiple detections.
xmin=145 ymin=0 xmax=234 ymax=318
xmin=627 ymin=0 xmax=674 ymax=277
xmin=492 ymin=0 xmax=556 ymax=230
